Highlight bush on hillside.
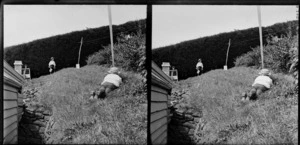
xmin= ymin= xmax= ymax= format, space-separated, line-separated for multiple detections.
xmin=232 ymin=48 xmax=261 ymax=68
xmin=85 ymin=51 xmax=107 ymax=65
xmin=288 ymin=35 xmax=298 ymax=89
xmin=234 ymin=35 xmax=298 ymax=74
xmin=86 ymin=28 xmax=145 ymax=73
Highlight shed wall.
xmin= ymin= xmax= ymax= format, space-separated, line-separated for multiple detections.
xmin=150 ymin=85 xmax=169 ymax=145
xmin=3 ymin=84 xmax=19 ymax=144
xmin=3 ymin=60 xmax=25 ymax=144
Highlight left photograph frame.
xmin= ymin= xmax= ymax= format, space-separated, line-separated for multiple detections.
xmin=1 ymin=1 xmax=148 ymax=144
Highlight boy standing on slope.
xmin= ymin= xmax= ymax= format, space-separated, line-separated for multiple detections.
xmin=48 ymin=57 xmax=56 ymax=74
xmin=196 ymin=58 xmax=204 ymax=75
xmin=242 ymin=69 xmax=274 ymax=101
xmin=90 ymin=67 xmax=123 ymax=99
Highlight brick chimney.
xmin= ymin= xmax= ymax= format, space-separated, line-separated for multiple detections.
xmin=14 ymin=60 xmax=23 ymax=75
xmin=162 ymin=62 xmax=170 ymax=76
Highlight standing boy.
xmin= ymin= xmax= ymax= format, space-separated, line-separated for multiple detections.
xmin=196 ymin=58 xmax=204 ymax=75
xmin=48 ymin=57 xmax=56 ymax=74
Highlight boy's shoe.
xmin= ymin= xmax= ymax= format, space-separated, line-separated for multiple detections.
xmin=241 ymin=97 xmax=245 ymax=101
xmin=241 ymin=92 xmax=247 ymax=99
xmin=89 ymin=91 xmax=96 ymax=100
xmin=89 ymin=95 xmax=95 ymax=100
xmin=245 ymin=97 xmax=250 ymax=101
xmin=90 ymin=90 xmax=95 ymax=96
xmin=241 ymin=92 xmax=249 ymax=102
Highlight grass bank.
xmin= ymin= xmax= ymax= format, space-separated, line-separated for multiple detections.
xmin=24 ymin=65 xmax=147 ymax=144
xmin=180 ymin=67 xmax=297 ymax=144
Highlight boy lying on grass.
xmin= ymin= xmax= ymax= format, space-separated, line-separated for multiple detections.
xmin=242 ymin=69 xmax=274 ymax=101
xmin=90 ymin=67 xmax=123 ymax=99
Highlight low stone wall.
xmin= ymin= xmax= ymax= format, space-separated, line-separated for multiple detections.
xmin=19 ymin=104 xmax=52 ymax=144
xmin=168 ymin=88 xmax=204 ymax=144
xmin=168 ymin=105 xmax=202 ymax=144
xmin=168 ymin=89 xmax=202 ymax=144
xmin=18 ymin=88 xmax=53 ymax=144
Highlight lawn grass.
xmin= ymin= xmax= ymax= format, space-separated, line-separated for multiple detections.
xmin=181 ymin=67 xmax=297 ymax=144
xmin=25 ymin=65 xmax=147 ymax=144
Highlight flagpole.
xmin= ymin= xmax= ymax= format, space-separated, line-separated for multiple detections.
xmin=257 ymin=6 xmax=264 ymax=69
xmin=225 ymin=39 xmax=231 ymax=67
xmin=78 ymin=37 xmax=83 ymax=64
xmin=108 ymin=5 xmax=115 ymax=67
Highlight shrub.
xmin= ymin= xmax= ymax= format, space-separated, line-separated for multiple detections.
xmin=234 ymin=47 xmax=260 ymax=67
xmin=288 ymin=35 xmax=298 ymax=89
xmin=86 ymin=29 xmax=145 ymax=73
xmin=86 ymin=51 xmax=106 ymax=65
xmin=234 ymin=35 xmax=298 ymax=74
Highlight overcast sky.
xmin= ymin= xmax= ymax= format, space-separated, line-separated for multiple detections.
xmin=153 ymin=5 xmax=298 ymax=48
xmin=4 ymin=5 xmax=146 ymax=48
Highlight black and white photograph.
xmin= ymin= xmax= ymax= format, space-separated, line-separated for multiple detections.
xmin=2 ymin=1 xmax=299 ymax=145
xmin=3 ymin=5 xmax=147 ymax=144
xmin=151 ymin=5 xmax=298 ymax=144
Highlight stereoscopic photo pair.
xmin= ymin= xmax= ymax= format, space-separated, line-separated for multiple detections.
xmin=3 ymin=3 xmax=298 ymax=145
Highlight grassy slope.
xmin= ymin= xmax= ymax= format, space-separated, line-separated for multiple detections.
xmin=178 ymin=67 xmax=297 ymax=144
xmin=24 ymin=65 xmax=147 ymax=144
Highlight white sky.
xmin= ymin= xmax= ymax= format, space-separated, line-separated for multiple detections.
xmin=4 ymin=5 xmax=146 ymax=48
xmin=153 ymin=5 xmax=298 ymax=48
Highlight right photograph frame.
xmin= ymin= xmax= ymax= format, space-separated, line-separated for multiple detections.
xmin=150 ymin=4 xmax=298 ymax=145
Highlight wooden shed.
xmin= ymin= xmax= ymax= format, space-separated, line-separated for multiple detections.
xmin=151 ymin=61 xmax=173 ymax=145
xmin=3 ymin=60 xmax=25 ymax=144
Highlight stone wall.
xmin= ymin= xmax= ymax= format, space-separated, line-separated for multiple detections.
xmin=18 ymin=88 xmax=53 ymax=144
xmin=167 ymin=87 xmax=206 ymax=144
xmin=168 ymin=105 xmax=202 ymax=144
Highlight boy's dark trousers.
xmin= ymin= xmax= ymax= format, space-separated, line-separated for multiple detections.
xmin=49 ymin=65 xmax=55 ymax=74
xmin=96 ymin=82 xmax=118 ymax=99
xmin=197 ymin=66 xmax=203 ymax=75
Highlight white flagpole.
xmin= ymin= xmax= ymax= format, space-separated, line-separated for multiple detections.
xmin=257 ymin=6 xmax=264 ymax=69
xmin=108 ymin=5 xmax=115 ymax=67
xmin=225 ymin=39 xmax=231 ymax=67
xmin=78 ymin=37 xmax=83 ymax=64
xmin=76 ymin=37 xmax=83 ymax=69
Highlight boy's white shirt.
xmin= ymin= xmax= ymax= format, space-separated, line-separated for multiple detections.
xmin=196 ymin=62 xmax=203 ymax=68
xmin=252 ymin=75 xmax=273 ymax=89
xmin=102 ymin=74 xmax=122 ymax=87
xmin=49 ymin=60 xmax=56 ymax=67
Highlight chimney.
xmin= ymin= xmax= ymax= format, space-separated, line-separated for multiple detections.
xmin=162 ymin=62 xmax=171 ymax=76
xmin=14 ymin=60 xmax=23 ymax=75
